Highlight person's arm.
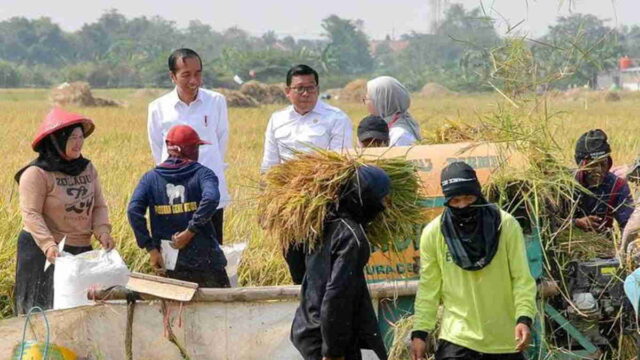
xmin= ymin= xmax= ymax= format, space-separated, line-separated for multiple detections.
xmin=328 ymin=112 xmax=353 ymax=152
xmin=412 ymin=221 xmax=442 ymax=336
xmin=126 ymin=173 xmax=157 ymax=251
xmin=260 ymin=115 xmax=280 ymax=173
xmin=188 ymin=168 xmax=220 ymax=233
xmin=147 ymin=103 xmax=164 ymax=165
xmin=284 ymin=243 xmax=306 ymax=285
xmin=91 ymin=166 xmax=112 ymax=241
xmin=18 ymin=167 xmax=57 ymax=254
xmin=216 ymin=96 xmax=229 ymax=161
xmin=614 ymin=181 xmax=634 ymax=230
xmin=320 ymin=224 xmax=360 ymax=358
xmin=504 ymin=216 xmax=537 ymax=323
xmin=621 ymin=204 xmax=640 ymax=253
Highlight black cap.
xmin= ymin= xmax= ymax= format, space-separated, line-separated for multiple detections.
xmin=575 ymin=129 xmax=611 ymax=165
xmin=358 ymin=115 xmax=389 ymax=142
xmin=441 ymin=161 xmax=482 ymax=203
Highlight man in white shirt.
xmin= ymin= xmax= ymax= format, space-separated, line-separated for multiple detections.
xmin=261 ymin=64 xmax=353 ymax=286
xmin=147 ymin=48 xmax=229 ymax=244
xmin=260 ymin=64 xmax=353 ymax=173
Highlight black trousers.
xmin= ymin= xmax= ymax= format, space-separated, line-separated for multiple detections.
xmin=436 ymin=340 xmax=526 ymax=360
xmin=14 ymin=230 xmax=92 ymax=315
xmin=212 ymin=208 xmax=224 ymax=245
xmin=166 ymin=268 xmax=231 ymax=288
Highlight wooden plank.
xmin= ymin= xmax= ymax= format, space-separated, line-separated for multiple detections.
xmin=126 ymin=276 xmax=197 ymax=302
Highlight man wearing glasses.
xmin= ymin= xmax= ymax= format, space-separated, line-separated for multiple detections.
xmin=260 ymin=64 xmax=353 ymax=174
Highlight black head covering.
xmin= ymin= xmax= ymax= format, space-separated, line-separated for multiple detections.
xmin=440 ymin=162 xmax=501 ymax=271
xmin=574 ymin=129 xmax=611 ymax=165
xmin=358 ymin=115 xmax=390 ymax=142
xmin=336 ymin=165 xmax=391 ymax=225
xmin=441 ymin=161 xmax=483 ymax=204
xmin=15 ymin=124 xmax=91 ymax=183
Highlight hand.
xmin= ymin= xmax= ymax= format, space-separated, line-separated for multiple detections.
xmin=45 ymin=246 xmax=59 ymax=264
xmin=411 ymin=338 xmax=428 ymax=360
xmin=574 ymin=216 xmax=603 ymax=232
xmin=98 ymin=233 xmax=115 ymax=251
xmin=148 ymin=249 xmax=166 ymax=275
xmin=171 ymin=229 xmax=195 ymax=250
xmin=515 ymin=323 xmax=531 ymax=352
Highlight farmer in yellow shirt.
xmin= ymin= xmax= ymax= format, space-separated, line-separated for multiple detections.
xmin=411 ymin=161 xmax=537 ymax=360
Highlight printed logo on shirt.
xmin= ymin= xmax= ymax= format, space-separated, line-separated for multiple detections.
xmin=154 ymin=183 xmax=198 ymax=215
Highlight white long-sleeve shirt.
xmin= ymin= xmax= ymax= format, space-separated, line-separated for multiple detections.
xmin=147 ymin=87 xmax=230 ymax=208
xmin=389 ymin=126 xmax=418 ymax=146
xmin=260 ymin=100 xmax=353 ymax=172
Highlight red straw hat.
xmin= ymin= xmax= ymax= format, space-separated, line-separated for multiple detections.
xmin=32 ymin=107 xmax=95 ymax=151
xmin=166 ymin=125 xmax=210 ymax=146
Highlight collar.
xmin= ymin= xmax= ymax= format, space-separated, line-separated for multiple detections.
xmin=171 ymin=87 xmax=203 ymax=108
xmin=290 ymin=100 xmax=323 ymax=117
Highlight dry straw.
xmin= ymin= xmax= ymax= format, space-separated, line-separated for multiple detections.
xmin=257 ymin=149 xmax=425 ymax=254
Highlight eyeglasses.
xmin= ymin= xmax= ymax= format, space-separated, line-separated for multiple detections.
xmin=289 ymin=85 xmax=318 ymax=95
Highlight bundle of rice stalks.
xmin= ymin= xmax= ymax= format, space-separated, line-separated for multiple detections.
xmin=388 ymin=315 xmax=438 ymax=360
xmin=214 ymin=88 xmax=259 ymax=107
xmin=257 ymin=149 xmax=425 ymax=253
xmin=424 ymin=119 xmax=487 ymax=144
xmin=554 ymin=228 xmax=618 ymax=260
xmin=340 ymin=78 xmax=368 ymax=102
xmin=239 ymin=81 xmax=287 ymax=104
xmin=50 ymin=82 xmax=120 ymax=107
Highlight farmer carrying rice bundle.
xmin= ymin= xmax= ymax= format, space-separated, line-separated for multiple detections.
xmin=290 ymin=165 xmax=390 ymax=360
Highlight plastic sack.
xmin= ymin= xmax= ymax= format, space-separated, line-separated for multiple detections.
xmin=220 ymin=242 xmax=246 ymax=287
xmin=53 ymin=249 xmax=130 ymax=310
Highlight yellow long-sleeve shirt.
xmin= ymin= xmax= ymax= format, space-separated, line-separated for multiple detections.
xmin=413 ymin=209 xmax=537 ymax=354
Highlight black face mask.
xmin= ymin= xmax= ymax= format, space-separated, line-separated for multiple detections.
xmin=441 ymin=197 xmax=501 ymax=271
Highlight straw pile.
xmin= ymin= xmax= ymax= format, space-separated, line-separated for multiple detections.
xmin=257 ymin=149 xmax=425 ymax=253
xmin=50 ymin=82 xmax=120 ymax=107
xmin=419 ymin=82 xmax=457 ymax=97
xmin=214 ymin=88 xmax=259 ymax=107
xmin=340 ymin=79 xmax=368 ymax=102
xmin=240 ymin=81 xmax=287 ymax=104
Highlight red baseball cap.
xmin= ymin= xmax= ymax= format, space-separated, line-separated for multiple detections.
xmin=165 ymin=125 xmax=210 ymax=146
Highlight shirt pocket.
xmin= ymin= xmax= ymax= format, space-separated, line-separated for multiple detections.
xmin=299 ymin=124 xmax=328 ymax=146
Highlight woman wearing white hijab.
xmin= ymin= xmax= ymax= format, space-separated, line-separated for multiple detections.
xmin=365 ymin=76 xmax=422 ymax=146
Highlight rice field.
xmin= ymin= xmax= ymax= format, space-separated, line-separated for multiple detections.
xmin=0 ymin=88 xmax=639 ymax=319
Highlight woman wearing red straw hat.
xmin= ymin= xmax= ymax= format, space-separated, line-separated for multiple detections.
xmin=13 ymin=107 xmax=114 ymax=314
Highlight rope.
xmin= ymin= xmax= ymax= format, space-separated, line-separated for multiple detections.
xmin=125 ymin=292 xmax=137 ymax=360
xmin=18 ymin=306 xmax=50 ymax=360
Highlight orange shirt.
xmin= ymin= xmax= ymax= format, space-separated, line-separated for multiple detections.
xmin=18 ymin=163 xmax=111 ymax=253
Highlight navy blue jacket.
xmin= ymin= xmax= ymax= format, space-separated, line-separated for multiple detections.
xmin=127 ymin=157 xmax=227 ymax=272
xmin=574 ymin=172 xmax=634 ymax=230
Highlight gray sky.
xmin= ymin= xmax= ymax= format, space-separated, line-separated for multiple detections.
xmin=0 ymin=0 xmax=638 ymax=39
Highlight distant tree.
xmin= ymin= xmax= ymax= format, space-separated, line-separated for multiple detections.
xmin=621 ymin=25 xmax=640 ymax=59
xmin=321 ymin=15 xmax=373 ymax=74
xmin=0 ymin=61 xmax=21 ymax=87
xmin=535 ymin=14 xmax=622 ymax=88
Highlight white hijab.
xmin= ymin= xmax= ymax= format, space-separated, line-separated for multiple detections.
xmin=367 ymin=76 xmax=421 ymax=141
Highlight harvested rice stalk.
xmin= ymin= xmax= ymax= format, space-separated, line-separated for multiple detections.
xmin=388 ymin=315 xmax=438 ymax=360
xmin=258 ymin=149 xmax=425 ymax=253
